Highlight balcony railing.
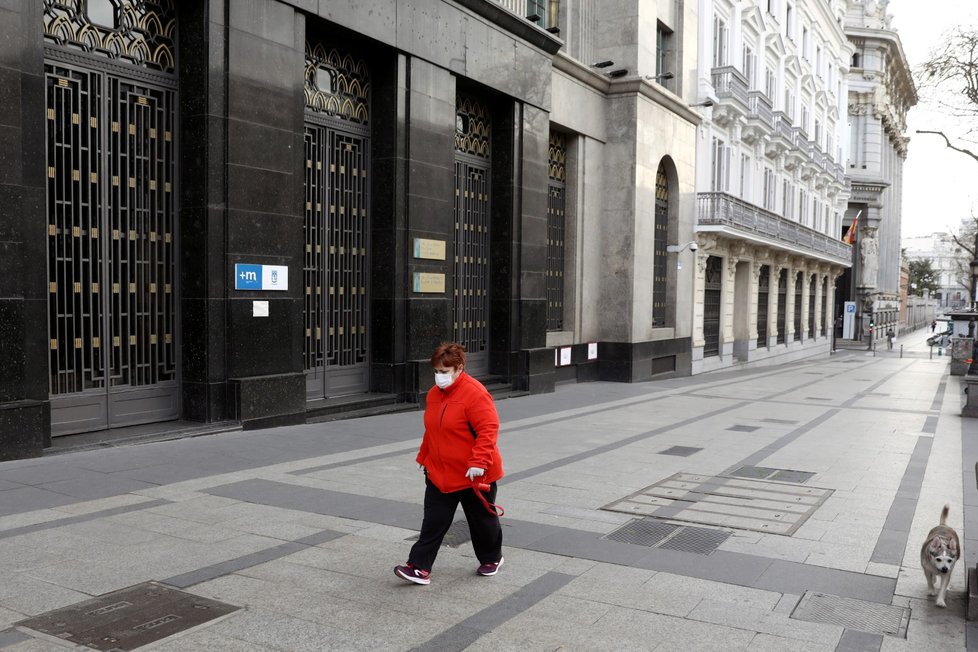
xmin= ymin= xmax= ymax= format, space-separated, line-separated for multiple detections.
xmin=747 ymin=91 xmax=773 ymax=128
xmin=772 ymin=111 xmax=793 ymax=142
xmin=697 ymin=192 xmax=852 ymax=263
xmin=492 ymin=0 xmax=553 ymax=27
xmin=711 ymin=66 xmax=750 ymax=111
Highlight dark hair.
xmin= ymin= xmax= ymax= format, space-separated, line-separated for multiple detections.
xmin=431 ymin=342 xmax=466 ymax=369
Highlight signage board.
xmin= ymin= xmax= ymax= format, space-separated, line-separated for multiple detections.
xmin=412 ymin=272 xmax=445 ymax=293
xmin=842 ymin=301 xmax=856 ymax=340
xmin=234 ymin=264 xmax=288 ymax=291
xmin=413 ymin=238 xmax=447 ymax=260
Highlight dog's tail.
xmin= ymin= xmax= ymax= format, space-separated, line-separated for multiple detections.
xmin=941 ymin=504 xmax=950 ymax=525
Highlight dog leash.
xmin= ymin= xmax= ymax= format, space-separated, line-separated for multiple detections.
xmin=471 ymin=479 xmax=505 ymax=517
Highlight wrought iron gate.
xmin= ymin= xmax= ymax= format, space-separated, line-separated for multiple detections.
xmin=43 ymin=1 xmax=179 ymax=435
xmin=546 ymin=132 xmax=566 ymax=332
xmin=703 ymin=256 xmax=722 ymax=357
xmin=776 ymin=269 xmax=787 ymax=344
xmin=808 ymin=275 xmax=816 ymax=339
xmin=303 ymin=42 xmax=371 ymax=398
xmin=793 ymin=271 xmax=802 ymax=341
xmin=756 ymin=265 xmax=769 ymax=347
xmin=653 ymin=163 xmax=669 ymax=327
xmin=454 ymin=95 xmax=491 ymax=375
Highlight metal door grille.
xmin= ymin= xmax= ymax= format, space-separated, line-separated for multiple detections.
xmin=454 ymin=159 xmax=490 ymax=355
xmin=756 ymin=265 xmax=769 ymax=347
xmin=821 ymin=278 xmax=827 ymax=336
xmin=303 ymin=126 xmax=369 ymax=372
xmin=653 ymin=163 xmax=669 ymax=326
xmin=808 ymin=275 xmax=816 ymax=338
xmin=793 ymin=271 xmax=802 ymax=341
xmin=777 ymin=269 xmax=787 ymax=344
xmin=454 ymin=95 xmax=491 ymax=360
xmin=703 ymin=256 xmax=722 ymax=357
xmin=546 ymin=131 xmax=566 ymax=331
xmin=46 ymin=65 xmax=176 ymax=397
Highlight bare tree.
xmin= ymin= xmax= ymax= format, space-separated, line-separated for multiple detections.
xmin=951 ymin=214 xmax=978 ymax=303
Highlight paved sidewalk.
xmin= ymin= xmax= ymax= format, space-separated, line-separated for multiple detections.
xmin=0 ymin=331 xmax=972 ymax=651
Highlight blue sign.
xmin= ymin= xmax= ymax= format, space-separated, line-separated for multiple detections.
xmin=845 ymin=303 xmax=856 ymax=313
xmin=234 ymin=264 xmax=263 ymax=290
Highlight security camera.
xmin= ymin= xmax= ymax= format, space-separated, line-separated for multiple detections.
xmin=688 ymin=242 xmax=698 ymax=251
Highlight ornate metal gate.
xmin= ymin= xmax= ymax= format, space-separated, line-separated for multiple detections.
xmin=703 ymin=256 xmax=722 ymax=357
xmin=808 ymin=275 xmax=816 ymax=339
xmin=302 ymin=42 xmax=370 ymax=398
xmin=546 ymin=132 xmax=566 ymax=332
xmin=43 ymin=1 xmax=179 ymax=435
xmin=793 ymin=271 xmax=802 ymax=341
xmin=653 ymin=163 xmax=669 ymax=327
xmin=756 ymin=265 xmax=769 ymax=347
xmin=777 ymin=269 xmax=787 ymax=344
xmin=454 ymin=95 xmax=491 ymax=376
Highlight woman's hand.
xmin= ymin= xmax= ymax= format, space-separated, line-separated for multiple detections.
xmin=465 ymin=467 xmax=485 ymax=480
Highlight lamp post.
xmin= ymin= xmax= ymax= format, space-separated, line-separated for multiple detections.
xmin=972 ymin=231 xmax=978 ymax=312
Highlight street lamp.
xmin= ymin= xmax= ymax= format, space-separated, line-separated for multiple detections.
xmin=971 ymin=231 xmax=978 ymax=312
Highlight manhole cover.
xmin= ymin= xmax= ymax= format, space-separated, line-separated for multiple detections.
xmin=729 ymin=465 xmax=779 ymax=479
xmin=791 ymin=592 xmax=909 ymax=638
xmin=769 ymin=470 xmax=816 ymax=483
xmin=730 ymin=466 xmax=814 ymax=483
xmin=605 ymin=518 xmax=679 ymax=547
xmin=406 ymin=520 xmax=471 ymax=548
xmin=15 ymin=582 xmax=238 ymax=651
xmin=658 ymin=445 xmax=702 ymax=457
xmin=602 ymin=472 xmax=832 ymax=535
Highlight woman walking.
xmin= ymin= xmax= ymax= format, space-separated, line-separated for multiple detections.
xmin=394 ymin=342 xmax=504 ymax=585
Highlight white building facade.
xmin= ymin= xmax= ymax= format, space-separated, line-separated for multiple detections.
xmin=903 ymin=232 xmax=970 ymax=310
xmin=841 ymin=0 xmax=916 ymax=340
xmin=691 ymin=0 xmax=853 ymax=373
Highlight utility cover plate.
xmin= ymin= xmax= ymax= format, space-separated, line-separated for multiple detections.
xmin=790 ymin=591 xmax=910 ymax=638
xmin=15 ymin=582 xmax=239 ymax=651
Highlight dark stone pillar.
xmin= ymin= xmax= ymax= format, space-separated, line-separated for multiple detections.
xmin=0 ymin=0 xmax=49 ymax=460
xmin=223 ymin=0 xmax=307 ymax=428
xmin=180 ymin=0 xmax=231 ymax=423
xmin=403 ymin=58 xmax=456 ymax=397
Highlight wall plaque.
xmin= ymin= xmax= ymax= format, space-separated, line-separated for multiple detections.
xmin=413 ymin=238 xmax=447 ymax=260
xmin=413 ymin=272 xmax=445 ymax=293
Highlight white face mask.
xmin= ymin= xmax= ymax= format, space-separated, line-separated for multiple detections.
xmin=434 ymin=371 xmax=455 ymax=389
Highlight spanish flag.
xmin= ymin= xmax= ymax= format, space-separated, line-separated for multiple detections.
xmin=843 ymin=211 xmax=861 ymax=244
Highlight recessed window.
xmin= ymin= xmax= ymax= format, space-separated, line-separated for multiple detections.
xmin=316 ymin=65 xmax=335 ymax=94
xmin=456 ymin=114 xmax=469 ymax=135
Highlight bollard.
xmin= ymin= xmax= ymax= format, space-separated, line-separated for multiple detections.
xmin=873 ymin=343 xmax=876 ymax=357
xmin=930 ymin=344 xmax=933 ymax=360
xmin=900 ymin=344 xmax=903 ymax=359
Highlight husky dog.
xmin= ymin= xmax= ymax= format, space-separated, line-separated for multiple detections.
xmin=920 ymin=504 xmax=960 ymax=608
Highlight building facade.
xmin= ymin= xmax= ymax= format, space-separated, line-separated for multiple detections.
xmin=903 ymin=231 xmax=970 ymax=310
xmin=0 ymin=0 xmax=702 ymax=460
xmin=840 ymin=0 xmax=916 ymax=340
xmin=691 ymin=0 xmax=853 ymax=373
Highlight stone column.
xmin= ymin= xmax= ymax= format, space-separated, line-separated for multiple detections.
xmin=722 ymin=255 xmax=738 ymax=356
xmin=813 ymin=268 xmax=824 ymax=340
xmin=785 ymin=264 xmax=796 ymax=344
xmin=800 ymin=268 xmax=811 ymax=342
xmin=769 ymin=263 xmax=783 ymax=347
xmin=748 ymin=261 xmax=761 ymax=343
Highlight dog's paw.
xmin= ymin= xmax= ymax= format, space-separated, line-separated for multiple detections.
xmin=928 ymin=587 xmax=937 ymax=596
xmin=936 ymin=599 xmax=947 ymax=608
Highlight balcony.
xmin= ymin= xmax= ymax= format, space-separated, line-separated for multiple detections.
xmin=711 ymin=66 xmax=750 ymax=126
xmin=765 ymin=111 xmax=794 ymax=159
xmin=744 ymin=91 xmax=773 ymax=144
xmin=696 ymin=192 xmax=852 ymax=265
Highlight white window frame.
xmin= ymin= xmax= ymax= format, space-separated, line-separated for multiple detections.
xmin=713 ymin=16 xmax=728 ymax=68
xmin=712 ymin=137 xmax=731 ymax=192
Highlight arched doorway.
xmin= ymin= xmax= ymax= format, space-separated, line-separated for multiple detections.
xmin=302 ymin=40 xmax=371 ymax=398
xmin=43 ymin=0 xmax=180 ymax=435
xmin=453 ymin=94 xmax=492 ymax=376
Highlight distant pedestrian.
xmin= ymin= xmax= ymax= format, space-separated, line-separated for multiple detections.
xmin=886 ymin=328 xmax=894 ymax=350
xmin=932 ymin=320 xmax=937 ymax=333
xmin=395 ymin=342 xmax=504 ymax=586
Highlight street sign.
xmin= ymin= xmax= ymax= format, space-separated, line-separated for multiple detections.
xmin=842 ymin=301 xmax=856 ymax=339
xmin=234 ymin=264 xmax=288 ymax=291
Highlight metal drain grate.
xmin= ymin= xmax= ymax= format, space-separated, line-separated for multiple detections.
xmin=763 ymin=418 xmax=799 ymax=424
xmin=769 ymin=469 xmax=816 ymax=483
xmin=729 ymin=465 xmax=780 ymax=479
xmin=727 ymin=425 xmax=760 ymax=432
xmin=658 ymin=445 xmax=702 ymax=457
xmin=790 ymin=592 xmax=910 ymax=638
xmin=406 ymin=520 xmax=471 ymax=548
xmin=804 ymin=396 xmax=832 ymax=401
xmin=731 ymin=466 xmax=814 ymax=484
xmin=15 ymin=582 xmax=238 ymax=651
xmin=602 ymin=472 xmax=832 ymax=535
xmin=657 ymin=526 xmax=730 ymax=554
xmin=605 ymin=518 xmax=679 ymax=547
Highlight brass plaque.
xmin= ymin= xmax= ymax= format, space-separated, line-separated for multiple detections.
xmin=413 ymin=238 xmax=447 ymax=260
xmin=413 ymin=272 xmax=445 ymax=294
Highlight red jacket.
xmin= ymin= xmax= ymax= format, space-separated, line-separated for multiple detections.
xmin=416 ymin=372 xmax=503 ymax=493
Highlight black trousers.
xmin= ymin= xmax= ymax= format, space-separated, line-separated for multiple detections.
xmin=408 ymin=478 xmax=502 ymax=572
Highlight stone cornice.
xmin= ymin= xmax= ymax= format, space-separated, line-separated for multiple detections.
xmin=453 ymin=0 xmax=563 ymax=55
